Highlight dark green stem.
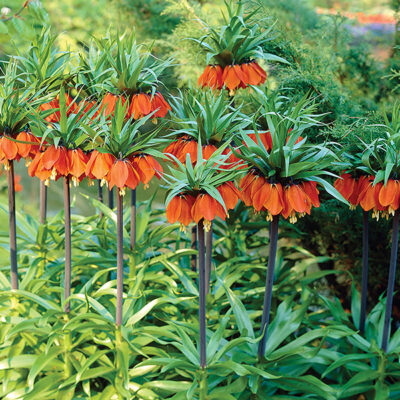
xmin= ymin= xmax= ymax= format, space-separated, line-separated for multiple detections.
xmin=64 ymin=177 xmax=71 ymax=313
xmin=8 ymin=161 xmax=18 ymax=290
xmin=191 ymin=225 xmax=197 ymax=272
xmin=108 ymin=187 xmax=114 ymax=209
xmin=382 ymin=209 xmax=399 ymax=352
xmin=258 ymin=215 xmax=279 ymax=359
xmin=116 ymin=191 xmax=124 ymax=326
xmin=198 ymin=221 xmax=206 ymax=369
xmin=205 ymin=222 xmax=213 ymax=295
xmin=359 ymin=211 xmax=369 ymax=334
xmin=40 ymin=181 xmax=47 ymax=224
xmin=97 ymin=180 xmax=103 ymax=219
xmin=130 ymin=189 xmax=136 ymax=251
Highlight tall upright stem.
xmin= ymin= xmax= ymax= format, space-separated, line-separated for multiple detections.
xmin=382 ymin=209 xmax=400 ymax=352
xmin=258 ymin=215 xmax=279 ymax=359
xmin=97 ymin=180 xmax=103 ymax=218
xmin=359 ymin=211 xmax=369 ymax=334
xmin=108 ymin=187 xmax=114 ymax=209
xmin=8 ymin=161 xmax=18 ymax=290
xmin=130 ymin=189 xmax=136 ymax=251
xmin=198 ymin=221 xmax=206 ymax=369
xmin=39 ymin=181 xmax=47 ymax=224
xmin=205 ymin=222 xmax=213 ymax=295
xmin=116 ymin=191 xmax=124 ymax=326
xmin=64 ymin=177 xmax=71 ymax=313
xmin=191 ymin=225 xmax=197 ymax=272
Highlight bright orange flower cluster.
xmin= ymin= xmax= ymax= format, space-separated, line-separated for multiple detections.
xmin=106 ymin=155 xmax=163 ymax=195
xmin=198 ymin=61 xmax=267 ymax=94
xmin=28 ymin=146 xmax=88 ymax=185
xmin=166 ymin=182 xmax=240 ymax=230
xmin=163 ymin=135 xmax=243 ymax=168
xmin=101 ymin=92 xmax=171 ymax=120
xmin=335 ymin=172 xmax=400 ymax=219
xmin=0 ymin=132 xmax=41 ymax=169
xmin=28 ymin=146 xmax=163 ymax=192
xmin=240 ymin=172 xmax=320 ymax=223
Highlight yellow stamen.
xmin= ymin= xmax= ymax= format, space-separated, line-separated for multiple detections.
xmin=87 ymin=179 xmax=94 ymax=187
xmin=3 ymin=161 xmax=10 ymax=171
xmin=50 ymin=168 xmax=57 ymax=181
xmin=179 ymin=224 xmax=186 ymax=233
xmin=203 ymin=220 xmax=211 ymax=232
xmin=72 ymin=177 xmax=79 ymax=187
xmin=372 ymin=208 xmax=380 ymax=221
xmin=44 ymin=179 xmax=50 ymax=187
xmin=349 ymin=204 xmax=356 ymax=211
xmin=100 ymin=178 xmax=107 ymax=187
xmin=266 ymin=212 xmax=273 ymax=222
xmin=119 ymin=187 xmax=126 ymax=196
xmin=152 ymin=118 xmax=158 ymax=125
xmin=25 ymin=159 xmax=32 ymax=167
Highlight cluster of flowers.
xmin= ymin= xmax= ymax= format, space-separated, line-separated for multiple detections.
xmin=27 ymin=146 xmax=162 ymax=195
xmin=41 ymin=91 xmax=171 ymax=123
xmin=0 ymin=131 xmax=40 ymax=169
xmin=335 ymin=173 xmax=400 ymax=220
xmin=239 ymin=173 xmax=320 ymax=223
xmin=163 ymin=135 xmax=242 ymax=167
xmin=102 ymin=92 xmax=171 ymax=120
xmin=0 ymin=92 xmax=166 ymax=195
xmin=166 ymin=182 xmax=240 ymax=231
xmin=198 ymin=61 xmax=266 ymax=94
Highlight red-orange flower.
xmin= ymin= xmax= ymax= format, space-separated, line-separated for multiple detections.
xmin=241 ymin=61 xmax=267 ymax=86
xmin=222 ymin=64 xmax=247 ymax=94
xmin=150 ymin=92 xmax=171 ymax=119
xmin=198 ymin=65 xmax=224 ymax=90
xmin=192 ymin=193 xmax=224 ymax=231
xmin=0 ymin=136 xmax=21 ymax=166
xmin=357 ymin=177 xmax=400 ymax=219
xmin=166 ymin=194 xmax=196 ymax=227
xmin=166 ymin=183 xmax=240 ymax=230
xmin=334 ymin=172 xmax=359 ymax=209
xmin=85 ymin=150 xmax=116 ymax=184
xmin=15 ymin=131 xmax=41 ymax=163
xmin=130 ymin=154 xmax=163 ymax=187
xmin=107 ymin=159 xmax=140 ymax=195
xmin=128 ymin=92 xmax=171 ymax=120
xmin=217 ymin=181 xmax=241 ymax=210
xmin=239 ymin=171 xmax=320 ymax=223
xmin=28 ymin=145 xmax=69 ymax=183
xmin=67 ymin=149 xmax=89 ymax=186
xmin=101 ymin=93 xmax=125 ymax=119
xmin=221 ymin=61 xmax=267 ymax=94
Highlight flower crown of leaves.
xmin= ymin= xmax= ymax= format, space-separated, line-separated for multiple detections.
xmin=234 ymin=90 xmax=345 ymax=201
xmin=89 ymin=99 xmax=165 ymax=159
xmin=193 ymin=0 xmax=286 ymax=66
xmin=96 ymin=32 xmax=171 ymax=95
xmin=359 ymin=103 xmax=400 ymax=185
xmin=169 ymin=88 xmax=250 ymax=143
xmin=164 ymin=140 xmax=242 ymax=211
xmin=15 ymin=28 xmax=76 ymax=92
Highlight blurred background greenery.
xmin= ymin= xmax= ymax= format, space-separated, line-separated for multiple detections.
xmin=0 ymin=0 xmax=400 ymax=314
